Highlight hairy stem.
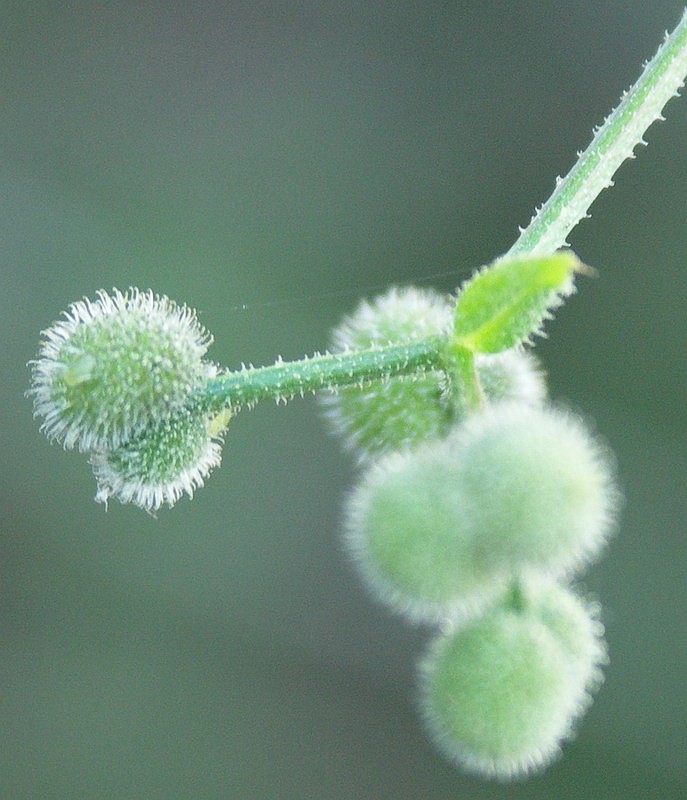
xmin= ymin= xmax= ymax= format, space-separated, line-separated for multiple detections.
xmin=200 ymin=337 xmax=445 ymax=415
xmin=196 ymin=12 xmax=687 ymax=413
xmin=508 ymin=10 xmax=687 ymax=257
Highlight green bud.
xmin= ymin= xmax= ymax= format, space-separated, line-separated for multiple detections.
xmin=30 ymin=289 xmax=214 ymax=451
xmin=419 ymin=578 xmax=606 ymax=779
xmin=91 ymin=408 xmax=231 ymax=512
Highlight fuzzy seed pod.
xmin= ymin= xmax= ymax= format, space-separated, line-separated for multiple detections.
xmin=30 ymin=289 xmax=215 ymax=451
xmin=344 ymin=440 xmax=510 ymax=622
xmin=476 ymin=350 xmax=546 ymax=407
xmin=451 ymin=403 xmax=619 ymax=578
xmin=321 ymin=286 xmax=453 ymax=458
xmin=522 ymin=575 xmax=607 ymax=690
xmin=322 ymin=286 xmax=547 ymax=461
xmin=91 ymin=408 xmax=231 ymax=512
xmin=419 ymin=577 xmax=606 ymax=780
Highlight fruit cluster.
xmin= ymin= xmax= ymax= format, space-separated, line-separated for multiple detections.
xmin=323 ymin=283 xmax=618 ymax=779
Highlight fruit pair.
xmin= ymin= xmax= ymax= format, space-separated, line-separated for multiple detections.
xmin=29 ymin=288 xmax=229 ymax=511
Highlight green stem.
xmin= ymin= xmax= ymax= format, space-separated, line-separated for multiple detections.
xmin=195 ymin=12 xmax=687 ymax=413
xmin=444 ymin=343 xmax=484 ymax=414
xmin=508 ymin=9 xmax=687 ymax=257
xmin=200 ymin=337 xmax=446 ymax=415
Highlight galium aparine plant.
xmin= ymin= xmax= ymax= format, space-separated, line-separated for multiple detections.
xmin=28 ymin=10 xmax=687 ymax=781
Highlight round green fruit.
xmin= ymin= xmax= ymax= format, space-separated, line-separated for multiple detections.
xmin=419 ymin=578 xmax=605 ymax=779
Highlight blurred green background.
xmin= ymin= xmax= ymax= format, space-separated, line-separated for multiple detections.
xmin=2 ymin=2 xmax=686 ymax=798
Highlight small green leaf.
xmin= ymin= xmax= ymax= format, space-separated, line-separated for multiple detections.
xmin=453 ymin=251 xmax=583 ymax=353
